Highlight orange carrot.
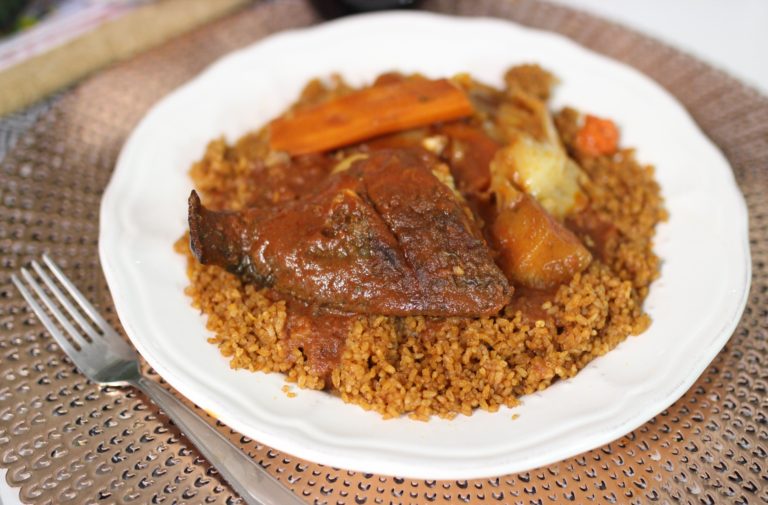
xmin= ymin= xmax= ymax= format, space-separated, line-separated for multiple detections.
xmin=269 ymin=78 xmax=474 ymax=155
xmin=575 ymin=114 xmax=619 ymax=157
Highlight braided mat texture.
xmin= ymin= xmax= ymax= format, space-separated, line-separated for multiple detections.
xmin=1 ymin=0 xmax=766 ymax=503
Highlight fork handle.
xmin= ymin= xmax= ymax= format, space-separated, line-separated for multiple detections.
xmin=132 ymin=376 xmax=305 ymax=505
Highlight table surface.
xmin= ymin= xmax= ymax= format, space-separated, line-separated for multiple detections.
xmin=550 ymin=0 xmax=768 ymax=94
xmin=1 ymin=1 xmax=766 ymax=504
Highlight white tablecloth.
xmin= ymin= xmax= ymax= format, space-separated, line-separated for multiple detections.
xmin=1 ymin=2 xmax=765 ymax=504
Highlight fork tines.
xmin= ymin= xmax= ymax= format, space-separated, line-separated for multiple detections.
xmin=11 ymin=254 xmax=133 ymax=359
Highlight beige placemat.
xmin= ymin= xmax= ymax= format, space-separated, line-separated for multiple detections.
xmin=0 ymin=0 xmax=766 ymax=503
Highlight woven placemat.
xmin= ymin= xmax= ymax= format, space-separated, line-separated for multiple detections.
xmin=1 ymin=0 xmax=766 ymax=503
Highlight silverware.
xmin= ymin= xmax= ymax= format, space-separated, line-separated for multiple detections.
xmin=11 ymin=254 xmax=305 ymax=505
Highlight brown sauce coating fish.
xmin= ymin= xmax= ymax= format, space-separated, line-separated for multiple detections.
xmin=189 ymin=149 xmax=511 ymax=317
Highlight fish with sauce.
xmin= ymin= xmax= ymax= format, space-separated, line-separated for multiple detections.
xmin=189 ymin=149 xmax=511 ymax=317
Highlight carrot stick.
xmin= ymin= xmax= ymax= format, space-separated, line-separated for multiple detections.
xmin=269 ymin=78 xmax=474 ymax=155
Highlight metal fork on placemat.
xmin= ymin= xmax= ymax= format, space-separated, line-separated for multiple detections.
xmin=11 ymin=254 xmax=306 ymax=505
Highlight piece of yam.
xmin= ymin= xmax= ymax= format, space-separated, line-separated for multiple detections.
xmin=490 ymin=192 xmax=592 ymax=289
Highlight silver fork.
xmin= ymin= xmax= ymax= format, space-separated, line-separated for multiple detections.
xmin=11 ymin=254 xmax=306 ymax=505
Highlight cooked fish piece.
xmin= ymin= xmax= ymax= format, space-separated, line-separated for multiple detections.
xmin=188 ymin=149 xmax=511 ymax=317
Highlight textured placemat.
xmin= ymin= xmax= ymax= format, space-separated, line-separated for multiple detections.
xmin=0 ymin=94 xmax=61 ymax=163
xmin=1 ymin=0 xmax=766 ymax=504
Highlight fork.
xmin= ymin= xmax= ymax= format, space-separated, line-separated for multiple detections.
xmin=11 ymin=254 xmax=306 ymax=505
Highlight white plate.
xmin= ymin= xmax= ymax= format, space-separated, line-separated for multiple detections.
xmin=99 ymin=11 xmax=751 ymax=479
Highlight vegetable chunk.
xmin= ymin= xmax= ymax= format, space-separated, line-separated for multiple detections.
xmin=270 ymin=78 xmax=474 ymax=155
xmin=575 ymin=114 xmax=619 ymax=157
xmin=489 ymin=178 xmax=591 ymax=289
